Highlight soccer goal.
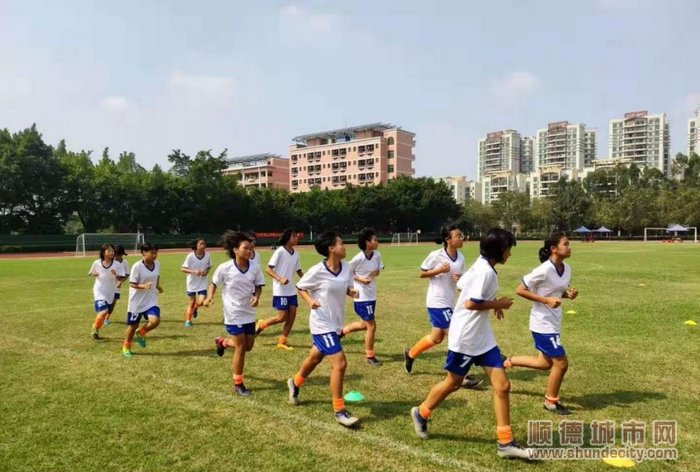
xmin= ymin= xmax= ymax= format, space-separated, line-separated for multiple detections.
xmin=75 ymin=232 xmax=145 ymax=257
xmin=390 ymin=232 xmax=419 ymax=246
xmin=644 ymin=227 xmax=698 ymax=243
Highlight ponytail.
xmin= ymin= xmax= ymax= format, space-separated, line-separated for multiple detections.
xmin=436 ymin=225 xmax=459 ymax=248
xmin=539 ymin=232 xmax=566 ymax=263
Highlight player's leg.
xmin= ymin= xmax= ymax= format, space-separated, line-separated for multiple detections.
xmin=185 ymin=294 xmax=196 ymax=326
xmin=256 ymin=302 xmax=288 ymax=334
xmin=106 ymin=295 xmax=118 ymax=324
xmin=277 ymin=302 xmax=298 ymax=350
xmin=544 ymin=355 xmax=570 ymax=415
xmin=327 ymin=350 xmax=359 ymax=427
xmin=135 ymin=308 xmax=161 ymax=347
xmin=410 ymin=371 xmax=463 ymax=439
xmin=287 ymin=344 xmax=324 ymax=405
xmin=122 ymin=312 xmax=141 ymax=357
xmin=231 ymin=332 xmax=251 ymax=396
xmin=505 ymin=350 xmax=553 ymax=370
xmin=404 ymin=325 xmax=447 ymax=373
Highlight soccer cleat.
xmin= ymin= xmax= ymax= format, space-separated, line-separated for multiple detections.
xmin=91 ymin=328 xmax=101 ymax=340
xmin=277 ymin=343 xmax=294 ymax=351
xmin=122 ymin=347 xmax=133 ymax=358
xmin=135 ymin=331 xmax=146 ymax=348
xmin=215 ymin=337 xmax=226 ymax=357
xmin=185 ymin=320 xmax=193 ymax=328
xmin=404 ymin=348 xmax=415 ymax=374
xmin=193 ymin=308 xmax=198 ymax=319
xmin=287 ymin=378 xmax=300 ymax=405
xmin=366 ymin=357 xmax=383 ymax=366
xmin=255 ymin=320 xmax=264 ymax=336
xmin=104 ymin=318 xmax=111 ymax=326
xmin=410 ymin=407 xmax=429 ymax=439
xmin=334 ymin=409 xmax=360 ymax=427
xmin=497 ymin=441 xmax=533 ymax=460
xmin=462 ymin=375 xmax=483 ymax=389
xmin=544 ymin=401 xmax=572 ymax=415
xmin=235 ymin=384 xmax=252 ymax=396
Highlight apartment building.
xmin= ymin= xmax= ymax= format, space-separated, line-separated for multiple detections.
xmin=221 ymin=153 xmax=290 ymax=190
xmin=477 ymin=129 xmax=528 ymax=203
xmin=609 ymin=111 xmax=670 ymax=177
xmin=288 ymin=123 xmax=415 ymax=193
xmin=437 ymin=176 xmax=482 ymax=204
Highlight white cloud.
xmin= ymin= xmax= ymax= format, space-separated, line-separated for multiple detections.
xmin=168 ymin=72 xmax=236 ymax=98
xmin=280 ymin=4 xmax=339 ymax=34
xmin=100 ymin=95 xmax=132 ymax=112
xmin=491 ymin=72 xmax=541 ymax=100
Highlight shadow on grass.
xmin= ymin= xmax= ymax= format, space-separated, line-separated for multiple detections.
xmin=513 ymin=389 xmax=667 ymax=410
xmin=136 ymin=348 xmax=216 ymax=358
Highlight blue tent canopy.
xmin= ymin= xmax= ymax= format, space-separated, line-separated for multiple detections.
xmin=595 ymin=226 xmax=613 ymax=233
xmin=573 ymin=226 xmax=591 ymax=233
xmin=667 ymin=224 xmax=689 ymax=232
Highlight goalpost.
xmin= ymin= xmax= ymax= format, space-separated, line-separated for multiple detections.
xmin=75 ymin=232 xmax=145 ymax=257
xmin=390 ymin=232 xmax=419 ymax=247
xmin=643 ymin=227 xmax=698 ymax=243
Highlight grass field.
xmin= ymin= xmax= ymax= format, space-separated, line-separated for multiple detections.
xmin=1 ymin=241 xmax=698 ymax=472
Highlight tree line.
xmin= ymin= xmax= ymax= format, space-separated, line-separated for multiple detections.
xmin=2 ymin=124 xmax=700 ymax=237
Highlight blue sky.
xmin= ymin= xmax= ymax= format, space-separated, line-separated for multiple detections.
xmin=1 ymin=0 xmax=699 ymax=179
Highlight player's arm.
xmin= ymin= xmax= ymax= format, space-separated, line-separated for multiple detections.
xmin=346 ymin=287 xmax=359 ymax=298
xmin=203 ymin=283 xmax=217 ymax=306
xmin=465 ymin=297 xmax=514 ymax=311
xmin=181 ymin=267 xmax=202 ymax=276
xmin=562 ymin=286 xmax=578 ymax=299
xmin=419 ymin=262 xmax=450 ymax=278
xmin=296 ymin=269 xmax=304 ymax=278
xmin=298 ymin=289 xmax=320 ymax=308
xmin=130 ymin=281 xmax=151 ymax=290
xmin=516 ymin=282 xmax=560 ymax=308
xmin=251 ymin=285 xmax=263 ymax=307
xmin=354 ymin=274 xmax=371 ymax=284
xmin=156 ymin=276 xmax=163 ymax=293
xmin=265 ymin=266 xmax=289 ymax=285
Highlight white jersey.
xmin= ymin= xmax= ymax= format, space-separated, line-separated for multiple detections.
xmin=251 ymin=250 xmax=261 ymax=267
xmin=212 ymin=259 xmax=265 ymax=326
xmin=421 ymin=248 xmax=465 ymax=309
xmin=182 ymin=251 xmax=213 ymax=292
xmin=114 ymin=258 xmax=130 ymax=295
xmin=128 ymin=260 xmax=161 ymax=314
xmin=88 ymin=259 xmax=125 ymax=303
xmin=268 ymin=246 xmax=302 ymax=297
xmin=522 ymin=260 xmax=572 ymax=334
xmin=297 ymin=260 xmax=353 ymax=335
xmin=448 ymin=257 xmax=500 ymax=356
xmin=349 ymin=250 xmax=384 ymax=302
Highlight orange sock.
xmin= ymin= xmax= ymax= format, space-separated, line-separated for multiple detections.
xmin=294 ymin=373 xmax=306 ymax=388
xmin=545 ymin=395 xmax=559 ymax=405
xmin=186 ymin=306 xmax=194 ymax=321
xmin=497 ymin=425 xmax=513 ymax=445
xmin=138 ymin=328 xmax=147 ymax=337
xmin=123 ymin=341 xmax=132 ymax=349
xmin=366 ymin=349 xmax=375 ymax=358
xmin=409 ymin=335 xmax=436 ymax=359
xmin=419 ymin=403 xmax=433 ymax=419
xmin=279 ymin=335 xmax=288 ymax=345
xmin=234 ymin=374 xmax=244 ymax=386
xmin=93 ymin=315 xmax=105 ymax=329
xmin=332 ymin=398 xmax=345 ymax=412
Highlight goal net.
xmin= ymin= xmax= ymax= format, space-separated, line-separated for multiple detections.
xmin=390 ymin=232 xmax=419 ymax=247
xmin=644 ymin=227 xmax=698 ymax=242
xmin=76 ymin=233 xmax=145 ymax=257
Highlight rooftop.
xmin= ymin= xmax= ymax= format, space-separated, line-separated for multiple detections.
xmin=292 ymin=122 xmax=405 ymax=144
xmin=225 ymin=153 xmax=285 ymax=166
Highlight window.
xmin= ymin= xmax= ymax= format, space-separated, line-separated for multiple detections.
xmin=388 ymin=165 xmax=395 ymax=173
xmin=268 ymin=172 xmax=273 ymax=177
xmin=260 ymin=171 xmax=266 ymax=177
xmin=388 ymin=151 xmax=394 ymax=159
xmin=387 ymin=137 xmax=395 ymax=145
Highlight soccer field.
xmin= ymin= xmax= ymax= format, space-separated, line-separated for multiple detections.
xmin=1 ymin=242 xmax=698 ymax=472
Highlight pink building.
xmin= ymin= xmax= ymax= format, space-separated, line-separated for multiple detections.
xmin=289 ymin=123 xmax=416 ymax=193
xmin=222 ymin=153 xmax=290 ymax=191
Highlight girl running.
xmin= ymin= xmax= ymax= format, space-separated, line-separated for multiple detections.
xmin=410 ymin=228 xmax=532 ymax=460
xmin=122 ymin=243 xmax=163 ymax=358
xmin=341 ymin=228 xmax=385 ymax=366
xmin=503 ymin=233 xmax=578 ymax=415
xmin=88 ymin=243 xmax=125 ymax=339
xmin=206 ymin=231 xmax=265 ymax=396
xmin=286 ymin=231 xmax=361 ymax=427
xmin=181 ymin=237 xmax=213 ymax=327
xmin=256 ymin=228 xmax=304 ymax=351
xmin=105 ymin=245 xmax=129 ymax=326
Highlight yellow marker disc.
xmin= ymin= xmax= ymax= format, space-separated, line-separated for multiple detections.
xmin=603 ymin=457 xmax=637 ymax=468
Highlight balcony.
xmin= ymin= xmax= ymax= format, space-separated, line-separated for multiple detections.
xmin=358 ymin=146 xmax=366 ymax=154
xmin=366 ymin=144 xmax=375 ymax=154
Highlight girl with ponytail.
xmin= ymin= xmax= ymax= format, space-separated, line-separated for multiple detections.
xmin=503 ymin=233 xmax=579 ymax=415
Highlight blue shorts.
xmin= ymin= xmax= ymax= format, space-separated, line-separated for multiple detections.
xmin=126 ymin=306 xmax=161 ymax=325
xmin=428 ymin=308 xmax=453 ymax=329
xmin=312 ymin=332 xmax=343 ymax=356
xmin=187 ymin=289 xmax=208 ymax=297
xmin=94 ymin=300 xmax=110 ymax=313
xmin=532 ymin=332 xmax=566 ymax=358
xmin=273 ymin=295 xmax=298 ymax=311
xmin=444 ymin=346 xmax=504 ymax=377
xmin=226 ymin=322 xmax=256 ymax=336
xmin=354 ymin=301 xmax=376 ymax=321
xmin=114 ymin=293 xmax=121 ymax=300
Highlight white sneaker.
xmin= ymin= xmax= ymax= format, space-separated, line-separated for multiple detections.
xmin=334 ymin=409 xmax=360 ymax=427
xmin=287 ymin=378 xmax=299 ymax=406
xmin=497 ymin=441 xmax=534 ymax=460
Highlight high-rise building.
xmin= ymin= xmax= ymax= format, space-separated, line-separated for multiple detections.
xmin=520 ymin=136 xmax=535 ymax=173
xmin=530 ymin=121 xmax=596 ymax=197
xmin=437 ymin=176 xmax=481 ymax=204
xmin=477 ymin=130 xmax=527 ymax=203
xmin=288 ymin=123 xmax=415 ymax=193
xmin=688 ymin=109 xmax=700 ymax=157
xmin=609 ymin=111 xmax=670 ymax=177
xmin=221 ymin=153 xmax=290 ymax=190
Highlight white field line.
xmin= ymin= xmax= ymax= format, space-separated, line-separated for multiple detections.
xmin=5 ymin=335 xmax=494 ymax=472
